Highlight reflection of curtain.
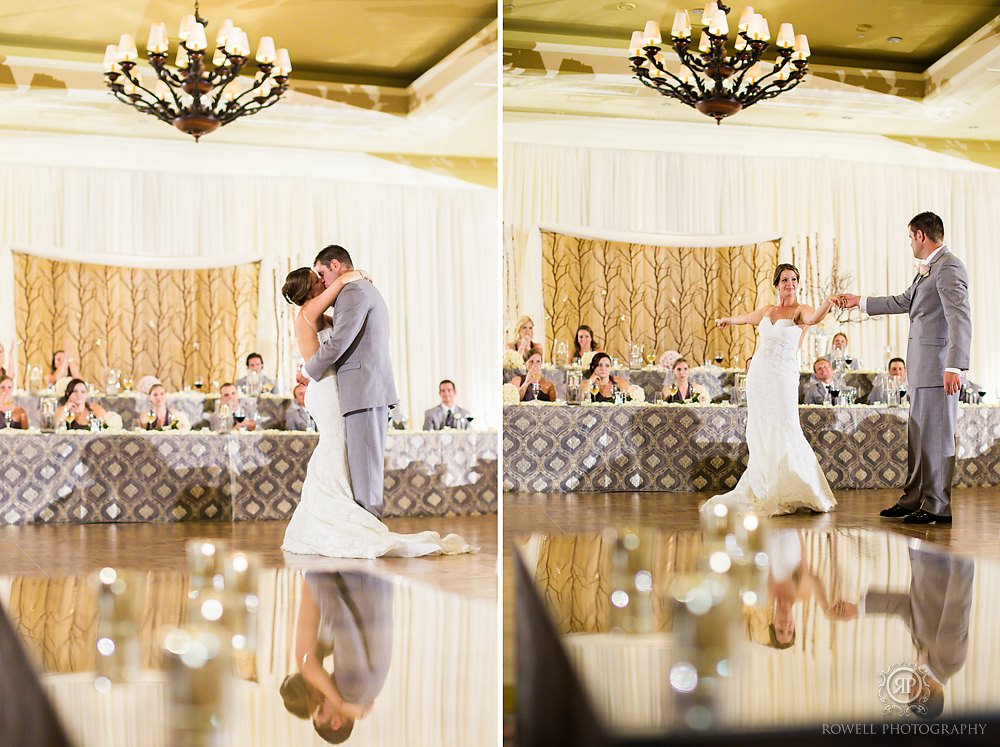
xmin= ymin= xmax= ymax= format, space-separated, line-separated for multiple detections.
xmin=541 ymin=229 xmax=778 ymax=362
xmin=13 ymin=251 xmax=260 ymax=391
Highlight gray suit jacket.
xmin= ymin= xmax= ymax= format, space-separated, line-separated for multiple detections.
xmin=864 ymin=547 xmax=973 ymax=683
xmin=423 ymin=403 xmax=471 ymax=430
xmin=303 ymin=280 xmax=398 ymax=415
xmin=865 ymin=247 xmax=971 ymax=388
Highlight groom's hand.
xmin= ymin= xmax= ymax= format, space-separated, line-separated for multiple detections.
xmin=837 ymin=293 xmax=860 ymax=309
xmin=944 ymin=371 xmax=962 ymax=395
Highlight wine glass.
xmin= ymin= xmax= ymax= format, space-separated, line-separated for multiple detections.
xmin=978 ymin=388 xmax=987 ymax=405
xmin=193 ymin=378 xmax=204 ymax=391
xmin=122 ymin=375 xmax=134 ymax=392
xmin=714 ymin=353 xmax=724 ymax=366
xmin=829 ymin=387 xmax=840 ymax=405
xmin=233 ymin=406 xmax=247 ymax=427
xmin=844 ymin=355 xmax=853 ymax=368
xmin=668 ymin=382 xmax=678 ymax=400
xmin=145 ymin=409 xmax=157 ymax=431
xmin=898 ymin=385 xmax=907 ymax=403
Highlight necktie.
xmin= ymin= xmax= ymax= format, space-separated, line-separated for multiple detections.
xmin=445 ymin=409 xmax=455 ymax=428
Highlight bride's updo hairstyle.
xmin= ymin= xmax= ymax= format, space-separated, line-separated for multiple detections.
xmin=282 ymin=267 xmax=314 ymax=306
xmin=772 ymin=263 xmax=800 ymax=287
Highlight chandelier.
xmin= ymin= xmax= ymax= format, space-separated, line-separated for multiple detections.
xmin=103 ymin=1 xmax=292 ymax=141
xmin=627 ymin=2 xmax=810 ymax=124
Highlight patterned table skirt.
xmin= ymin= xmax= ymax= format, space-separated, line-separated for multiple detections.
xmin=0 ymin=430 xmax=498 ymax=525
xmin=503 ymin=403 xmax=1000 ymax=493
xmin=503 ymin=367 xmax=877 ymax=404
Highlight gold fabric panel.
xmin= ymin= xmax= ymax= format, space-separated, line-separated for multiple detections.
xmin=541 ymin=231 xmax=779 ymax=363
xmin=13 ymin=252 xmax=260 ymax=390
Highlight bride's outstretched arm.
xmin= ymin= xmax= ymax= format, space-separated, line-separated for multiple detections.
xmin=300 ymin=270 xmax=365 ymax=327
xmin=716 ymin=306 xmax=768 ymax=328
xmin=799 ymin=296 xmax=837 ymax=326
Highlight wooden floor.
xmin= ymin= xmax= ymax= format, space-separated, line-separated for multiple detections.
xmin=0 ymin=514 xmax=498 ymax=601
xmin=502 ymin=486 xmax=1000 ymax=698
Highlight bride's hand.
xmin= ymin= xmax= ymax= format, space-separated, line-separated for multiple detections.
xmin=715 ymin=317 xmax=730 ymax=328
xmin=357 ymin=268 xmax=374 ymax=283
xmin=341 ymin=269 xmax=365 ymax=284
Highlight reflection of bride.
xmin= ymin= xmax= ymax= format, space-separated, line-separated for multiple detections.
xmin=279 ymin=268 xmax=475 ymax=558
xmin=702 ymin=263 xmax=837 ymax=517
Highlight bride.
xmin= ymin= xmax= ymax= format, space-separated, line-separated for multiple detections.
xmin=703 ymin=263 xmax=837 ymax=517
xmin=279 ymin=267 xmax=475 ymax=558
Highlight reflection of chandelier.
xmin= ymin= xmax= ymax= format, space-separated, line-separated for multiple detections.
xmin=103 ymin=1 xmax=292 ymax=141
xmin=627 ymin=2 xmax=810 ymax=124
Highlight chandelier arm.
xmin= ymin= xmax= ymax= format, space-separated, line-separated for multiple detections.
xmin=223 ymin=72 xmax=276 ymax=110
xmin=644 ymin=57 xmax=697 ymax=95
xmin=744 ymin=55 xmax=793 ymax=94
xmin=207 ymin=66 xmax=248 ymax=110
xmin=148 ymin=56 xmax=188 ymax=89
xmin=109 ymin=90 xmax=175 ymax=125
xmin=634 ymin=66 xmax=697 ymax=106
xmin=747 ymin=75 xmax=805 ymax=106
xmin=218 ymin=91 xmax=284 ymax=125
xmin=118 ymin=67 xmax=182 ymax=115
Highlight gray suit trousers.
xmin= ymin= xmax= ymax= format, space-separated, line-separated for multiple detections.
xmin=901 ymin=387 xmax=958 ymax=516
xmin=345 ymin=406 xmax=388 ymax=518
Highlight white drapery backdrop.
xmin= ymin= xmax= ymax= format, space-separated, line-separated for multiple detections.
xmin=0 ymin=133 xmax=498 ymax=428
xmin=505 ymin=114 xmax=1000 ymax=398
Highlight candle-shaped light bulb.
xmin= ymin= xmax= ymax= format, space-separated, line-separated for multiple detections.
xmin=186 ymin=22 xmax=207 ymax=51
xmin=178 ymin=14 xmax=196 ymax=40
xmin=103 ymin=44 xmax=119 ymax=72
xmin=642 ymin=20 xmax=662 ymax=46
xmin=275 ymin=48 xmax=292 ymax=74
xmin=671 ymin=9 xmax=692 ymax=38
xmin=117 ymin=34 xmax=138 ymax=61
xmin=701 ymin=2 xmax=718 ymax=26
xmin=794 ymin=34 xmax=811 ymax=59
xmin=776 ymin=22 xmax=795 ymax=48
xmin=255 ymin=36 xmax=276 ymax=63
xmin=738 ymin=6 xmax=755 ymax=32
xmin=708 ymin=8 xmax=729 ymax=36
xmin=216 ymin=19 xmax=234 ymax=46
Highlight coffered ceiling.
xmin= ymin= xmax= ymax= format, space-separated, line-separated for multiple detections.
xmin=503 ymin=0 xmax=1000 ymax=161
xmin=0 ymin=1 xmax=498 ymax=159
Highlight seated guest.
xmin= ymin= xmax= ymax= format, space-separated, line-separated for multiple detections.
xmin=586 ymin=352 xmax=631 ymax=402
xmin=660 ymin=358 xmax=707 ymax=403
xmin=512 ymin=348 xmax=557 ymax=402
xmin=802 ymin=357 xmax=840 ymax=404
xmin=236 ymin=353 xmax=276 ymax=393
xmin=55 ymin=378 xmax=108 ymax=429
xmin=506 ymin=315 xmax=538 ymax=361
xmin=285 ymin=382 xmax=317 ymax=431
xmin=867 ymin=358 xmax=908 ymax=404
xmin=141 ymin=383 xmax=180 ymax=430
xmin=572 ymin=325 xmax=599 ymax=363
xmin=828 ymin=332 xmax=862 ymax=370
xmin=0 ymin=376 xmax=29 ymax=429
xmin=214 ymin=382 xmax=257 ymax=431
xmin=0 ymin=340 xmax=7 ymax=379
xmin=423 ymin=379 xmax=472 ymax=430
xmin=46 ymin=348 xmax=81 ymax=387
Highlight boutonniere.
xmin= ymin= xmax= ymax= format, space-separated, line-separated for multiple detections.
xmin=916 ymin=262 xmax=930 ymax=278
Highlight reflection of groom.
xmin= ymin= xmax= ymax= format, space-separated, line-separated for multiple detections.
xmin=305 ymin=245 xmax=398 ymax=518
xmin=840 ymin=212 xmax=972 ymax=525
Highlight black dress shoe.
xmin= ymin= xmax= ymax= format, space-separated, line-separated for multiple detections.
xmin=903 ymin=510 xmax=952 ymax=525
xmin=880 ymin=503 xmax=914 ymax=518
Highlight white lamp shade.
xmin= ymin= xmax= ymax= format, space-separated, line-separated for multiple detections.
xmin=671 ymin=10 xmax=692 ymax=38
xmin=117 ymin=34 xmax=138 ymax=61
xmin=103 ymin=44 xmax=119 ymax=71
xmin=186 ymin=22 xmax=207 ymax=51
xmin=629 ymin=31 xmax=644 ymax=55
xmin=212 ymin=48 xmax=228 ymax=66
xmin=776 ymin=23 xmax=795 ymax=48
xmin=175 ymin=45 xmax=189 ymax=68
xmin=698 ymin=30 xmax=711 ymax=52
xmin=642 ymin=21 xmax=662 ymax=45
xmin=255 ymin=36 xmax=276 ymax=63
xmin=749 ymin=14 xmax=765 ymax=40
xmin=701 ymin=2 xmax=718 ymax=26
xmin=216 ymin=19 xmax=234 ymax=46
xmin=708 ymin=8 xmax=729 ymax=35
xmin=178 ymin=14 xmax=196 ymax=40
xmin=794 ymin=34 xmax=811 ymax=58
xmin=146 ymin=23 xmax=167 ymax=53
xmin=225 ymin=27 xmax=243 ymax=54
xmin=738 ymin=7 xmax=755 ymax=32
xmin=760 ymin=18 xmax=771 ymax=41
xmin=275 ymin=48 xmax=292 ymax=74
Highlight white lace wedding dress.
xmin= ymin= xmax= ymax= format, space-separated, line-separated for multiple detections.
xmin=282 ymin=328 xmax=476 ymax=558
xmin=701 ymin=317 xmax=836 ymax=517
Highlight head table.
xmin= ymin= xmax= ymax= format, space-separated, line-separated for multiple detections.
xmin=0 ymin=429 xmax=497 ymax=525
xmin=503 ymin=402 xmax=1000 ymax=493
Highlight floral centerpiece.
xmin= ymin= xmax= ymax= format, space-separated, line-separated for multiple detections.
xmin=502 ymin=383 xmax=520 ymax=405
xmin=503 ymin=349 xmax=525 ymax=369
xmin=629 ymin=385 xmax=646 ymax=403
xmin=169 ymin=411 xmax=192 ymax=432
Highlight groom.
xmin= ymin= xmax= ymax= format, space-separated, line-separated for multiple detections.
xmin=304 ymin=244 xmax=398 ymax=518
xmin=839 ymin=212 xmax=971 ymax=525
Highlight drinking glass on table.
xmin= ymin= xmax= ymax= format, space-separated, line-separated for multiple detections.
xmin=233 ymin=406 xmax=247 ymax=428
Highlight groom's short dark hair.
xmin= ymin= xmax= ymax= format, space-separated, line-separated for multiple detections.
xmin=909 ymin=212 xmax=944 ymax=242
xmin=315 ymin=245 xmax=353 ymax=269
xmin=888 ymin=357 xmax=905 ymax=370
